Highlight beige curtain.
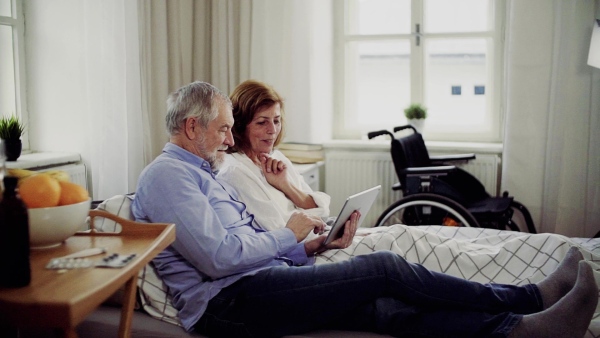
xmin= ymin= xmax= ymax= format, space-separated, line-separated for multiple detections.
xmin=138 ymin=0 xmax=252 ymax=161
xmin=138 ymin=0 xmax=334 ymax=162
xmin=503 ymin=0 xmax=600 ymax=237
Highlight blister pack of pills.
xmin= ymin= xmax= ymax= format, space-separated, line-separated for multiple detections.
xmin=95 ymin=253 xmax=137 ymax=268
xmin=46 ymin=258 xmax=94 ymax=270
xmin=46 ymin=248 xmax=137 ymax=270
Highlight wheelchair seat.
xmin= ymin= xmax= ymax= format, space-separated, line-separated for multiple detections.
xmin=369 ymin=125 xmax=536 ymax=233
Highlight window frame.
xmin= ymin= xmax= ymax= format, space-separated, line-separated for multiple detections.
xmin=0 ymin=0 xmax=29 ymax=150
xmin=333 ymin=0 xmax=506 ymax=143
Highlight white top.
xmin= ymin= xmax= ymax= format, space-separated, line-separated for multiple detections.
xmin=217 ymin=150 xmax=331 ymax=231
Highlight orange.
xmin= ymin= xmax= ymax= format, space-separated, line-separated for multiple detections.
xmin=58 ymin=181 xmax=89 ymax=206
xmin=18 ymin=174 xmax=61 ymax=208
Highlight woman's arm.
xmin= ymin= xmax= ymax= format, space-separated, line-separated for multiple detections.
xmin=260 ymin=154 xmax=318 ymax=209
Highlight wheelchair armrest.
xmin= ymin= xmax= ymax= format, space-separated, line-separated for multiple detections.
xmin=401 ymin=165 xmax=456 ymax=177
xmin=430 ymin=153 xmax=476 ymax=164
xmin=392 ymin=182 xmax=402 ymax=191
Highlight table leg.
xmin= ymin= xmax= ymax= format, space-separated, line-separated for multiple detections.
xmin=118 ymin=275 xmax=137 ymax=338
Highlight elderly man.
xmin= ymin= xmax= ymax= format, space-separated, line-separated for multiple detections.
xmin=132 ymin=81 xmax=596 ymax=338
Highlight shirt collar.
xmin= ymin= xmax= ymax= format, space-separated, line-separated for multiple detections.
xmin=163 ymin=142 xmax=213 ymax=174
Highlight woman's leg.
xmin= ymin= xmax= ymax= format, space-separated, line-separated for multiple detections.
xmin=197 ymin=251 xmax=542 ymax=337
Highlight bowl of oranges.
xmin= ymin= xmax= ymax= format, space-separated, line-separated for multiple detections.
xmin=13 ymin=170 xmax=91 ymax=249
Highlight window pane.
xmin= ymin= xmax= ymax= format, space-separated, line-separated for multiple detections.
xmin=0 ymin=25 xmax=16 ymax=118
xmin=348 ymin=0 xmax=411 ymax=35
xmin=424 ymin=38 xmax=489 ymax=129
xmin=346 ymin=40 xmax=411 ymax=129
xmin=0 ymin=0 xmax=11 ymax=17
xmin=424 ymin=0 xmax=491 ymax=33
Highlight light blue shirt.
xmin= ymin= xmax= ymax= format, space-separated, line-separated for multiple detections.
xmin=131 ymin=143 xmax=312 ymax=331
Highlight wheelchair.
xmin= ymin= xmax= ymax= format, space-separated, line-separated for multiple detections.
xmin=368 ymin=125 xmax=537 ymax=233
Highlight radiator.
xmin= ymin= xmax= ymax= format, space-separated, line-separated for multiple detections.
xmin=39 ymin=163 xmax=88 ymax=190
xmin=324 ymin=149 xmax=500 ymax=227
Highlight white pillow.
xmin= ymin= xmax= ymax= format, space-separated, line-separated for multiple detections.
xmin=94 ymin=194 xmax=181 ymax=327
xmin=93 ymin=194 xmax=134 ymax=232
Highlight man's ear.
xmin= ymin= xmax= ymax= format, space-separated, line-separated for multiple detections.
xmin=184 ymin=118 xmax=197 ymax=139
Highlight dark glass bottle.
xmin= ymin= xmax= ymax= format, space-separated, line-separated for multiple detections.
xmin=0 ymin=176 xmax=31 ymax=288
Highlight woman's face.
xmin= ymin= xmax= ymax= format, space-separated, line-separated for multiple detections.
xmin=245 ymin=103 xmax=281 ymax=158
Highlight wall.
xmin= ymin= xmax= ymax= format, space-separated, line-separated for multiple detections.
xmin=250 ymin=0 xmax=334 ymax=144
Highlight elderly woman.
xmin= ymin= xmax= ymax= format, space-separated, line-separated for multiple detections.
xmin=217 ymin=80 xmax=330 ymax=231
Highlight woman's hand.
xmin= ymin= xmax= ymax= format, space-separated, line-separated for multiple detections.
xmin=304 ymin=211 xmax=360 ymax=256
xmin=259 ymin=153 xmax=318 ymax=209
xmin=259 ymin=154 xmax=290 ymax=190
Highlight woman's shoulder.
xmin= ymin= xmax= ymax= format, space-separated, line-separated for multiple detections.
xmin=217 ymin=153 xmax=256 ymax=178
xmin=218 ymin=154 xmax=242 ymax=172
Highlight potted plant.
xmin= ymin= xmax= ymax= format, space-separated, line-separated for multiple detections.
xmin=0 ymin=115 xmax=25 ymax=161
xmin=404 ymin=103 xmax=427 ymax=133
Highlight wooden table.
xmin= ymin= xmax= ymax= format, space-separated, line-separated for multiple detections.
xmin=0 ymin=210 xmax=176 ymax=338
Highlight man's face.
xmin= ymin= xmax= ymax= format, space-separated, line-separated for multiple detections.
xmin=192 ymin=100 xmax=234 ymax=170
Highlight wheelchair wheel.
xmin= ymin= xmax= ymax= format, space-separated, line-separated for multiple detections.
xmin=375 ymin=193 xmax=481 ymax=228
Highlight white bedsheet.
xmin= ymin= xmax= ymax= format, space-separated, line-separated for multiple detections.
xmin=317 ymin=225 xmax=600 ymax=337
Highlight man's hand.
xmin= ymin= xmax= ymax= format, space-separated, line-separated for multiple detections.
xmin=285 ymin=211 xmax=326 ymax=243
xmin=304 ymin=211 xmax=360 ymax=256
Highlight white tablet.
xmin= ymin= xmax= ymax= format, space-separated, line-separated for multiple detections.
xmin=324 ymin=185 xmax=381 ymax=245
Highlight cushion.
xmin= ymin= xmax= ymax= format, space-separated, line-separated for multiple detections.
xmin=93 ymin=193 xmax=134 ymax=232
xmin=93 ymin=194 xmax=181 ymax=327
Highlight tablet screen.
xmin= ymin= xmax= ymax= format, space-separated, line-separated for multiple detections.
xmin=323 ymin=185 xmax=381 ymax=245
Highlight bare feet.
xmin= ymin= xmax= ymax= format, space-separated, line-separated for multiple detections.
xmin=537 ymin=246 xmax=583 ymax=309
xmin=509 ymin=261 xmax=598 ymax=338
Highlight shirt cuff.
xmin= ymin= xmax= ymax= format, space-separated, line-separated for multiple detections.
xmin=271 ymin=228 xmax=313 ymax=266
xmin=285 ymin=242 xmax=312 ymax=266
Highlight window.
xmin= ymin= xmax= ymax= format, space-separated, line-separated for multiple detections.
xmin=334 ymin=0 xmax=505 ymax=142
xmin=0 ymin=0 xmax=28 ymax=148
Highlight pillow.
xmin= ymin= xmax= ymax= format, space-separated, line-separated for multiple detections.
xmin=93 ymin=194 xmax=182 ymax=327
xmin=93 ymin=194 xmax=135 ymax=232
xmin=138 ymin=263 xmax=181 ymax=326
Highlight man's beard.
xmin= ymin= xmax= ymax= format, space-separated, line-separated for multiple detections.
xmin=197 ymin=134 xmax=225 ymax=171
xmin=207 ymin=152 xmax=225 ymax=171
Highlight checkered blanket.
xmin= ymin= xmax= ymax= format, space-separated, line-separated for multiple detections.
xmin=318 ymin=225 xmax=600 ymax=337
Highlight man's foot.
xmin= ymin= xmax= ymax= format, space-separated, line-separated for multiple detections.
xmin=537 ymin=246 xmax=583 ymax=309
xmin=509 ymin=261 xmax=598 ymax=338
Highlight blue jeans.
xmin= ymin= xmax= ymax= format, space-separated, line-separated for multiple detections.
xmin=195 ymin=251 xmax=542 ymax=338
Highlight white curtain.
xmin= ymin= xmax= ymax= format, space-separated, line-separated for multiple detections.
xmin=83 ymin=0 xmax=145 ymax=199
xmin=503 ymin=0 xmax=600 ymax=237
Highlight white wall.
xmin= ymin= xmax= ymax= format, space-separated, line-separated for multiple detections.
xmin=250 ymin=0 xmax=334 ymax=144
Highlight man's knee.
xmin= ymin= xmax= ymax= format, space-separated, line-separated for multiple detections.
xmin=360 ymin=250 xmax=405 ymax=267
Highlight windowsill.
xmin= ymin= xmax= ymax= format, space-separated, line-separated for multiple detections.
xmin=5 ymin=151 xmax=81 ymax=170
xmin=323 ymin=140 xmax=503 ymax=155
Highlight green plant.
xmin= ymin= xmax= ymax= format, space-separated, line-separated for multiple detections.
xmin=404 ymin=104 xmax=427 ymax=120
xmin=0 ymin=115 xmax=25 ymax=140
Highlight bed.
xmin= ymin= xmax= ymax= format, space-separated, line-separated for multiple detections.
xmin=84 ymin=195 xmax=600 ymax=338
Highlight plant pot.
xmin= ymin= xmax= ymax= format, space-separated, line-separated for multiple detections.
xmin=4 ymin=139 xmax=22 ymax=161
xmin=407 ymin=119 xmax=425 ymax=134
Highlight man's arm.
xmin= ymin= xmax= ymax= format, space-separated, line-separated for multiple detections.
xmin=133 ymin=159 xmax=310 ymax=279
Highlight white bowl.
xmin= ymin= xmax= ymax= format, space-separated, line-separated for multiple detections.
xmin=27 ymin=198 xmax=92 ymax=249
